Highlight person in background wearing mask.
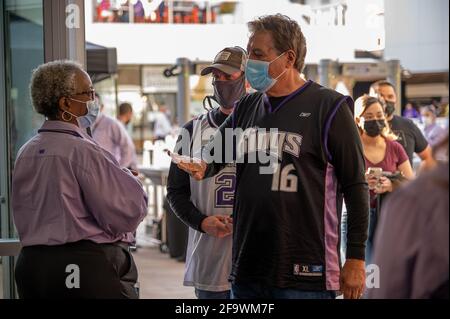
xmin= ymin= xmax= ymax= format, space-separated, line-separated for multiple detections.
xmin=370 ymin=80 xmax=434 ymax=170
xmin=117 ymin=102 xmax=133 ymax=127
xmin=166 ymin=47 xmax=247 ymax=299
xmin=420 ymin=105 xmax=447 ymax=148
xmin=91 ymin=95 xmax=138 ymax=170
xmin=175 ymin=14 xmax=369 ymax=299
xmin=355 ymin=95 xmax=414 ymax=263
xmin=402 ymin=102 xmax=421 ymax=120
xmin=12 ymin=61 xmax=148 ymax=298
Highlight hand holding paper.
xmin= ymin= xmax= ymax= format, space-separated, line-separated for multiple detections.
xmin=165 ymin=149 xmax=207 ymax=180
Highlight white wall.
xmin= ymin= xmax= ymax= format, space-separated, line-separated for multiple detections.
xmin=384 ymin=0 xmax=449 ymax=73
xmin=85 ymin=22 xmax=249 ymax=65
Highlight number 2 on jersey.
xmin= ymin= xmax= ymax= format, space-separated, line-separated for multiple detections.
xmin=215 ymin=173 xmax=236 ymax=208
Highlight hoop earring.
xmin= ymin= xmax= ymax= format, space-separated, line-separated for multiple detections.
xmin=61 ymin=111 xmax=73 ymax=122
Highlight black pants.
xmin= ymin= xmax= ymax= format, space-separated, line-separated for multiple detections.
xmin=15 ymin=240 xmax=138 ymax=299
xmin=164 ymin=198 xmax=188 ymax=261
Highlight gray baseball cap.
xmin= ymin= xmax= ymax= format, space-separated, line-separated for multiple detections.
xmin=201 ymin=46 xmax=247 ymax=76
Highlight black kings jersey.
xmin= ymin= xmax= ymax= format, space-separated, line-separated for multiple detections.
xmin=204 ymin=80 xmax=368 ymax=291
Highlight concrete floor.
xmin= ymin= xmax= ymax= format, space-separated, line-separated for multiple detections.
xmin=132 ymin=246 xmax=195 ymax=299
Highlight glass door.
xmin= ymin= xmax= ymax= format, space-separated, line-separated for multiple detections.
xmin=0 ymin=0 xmax=45 ymax=299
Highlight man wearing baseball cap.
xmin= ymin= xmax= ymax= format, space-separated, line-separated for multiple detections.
xmin=167 ymin=47 xmax=247 ymax=299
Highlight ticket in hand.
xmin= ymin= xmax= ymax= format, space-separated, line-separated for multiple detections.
xmin=164 ymin=149 xmax=202 ymax=165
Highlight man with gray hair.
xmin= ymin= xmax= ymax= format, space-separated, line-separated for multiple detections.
xmin=176 ymin=14 xmax=369 ymax=299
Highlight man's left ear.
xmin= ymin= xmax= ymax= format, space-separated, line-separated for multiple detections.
xmin=286 ymin=50 xmax=296 ymax=67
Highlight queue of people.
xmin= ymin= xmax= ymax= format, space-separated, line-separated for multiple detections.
xmin=355 ymin=95 xmax=414 ymax=263
xmin=10 ymin=13 xmax=448 ymax=300
xmin=171 ymin=14 xmax=448 ymax=300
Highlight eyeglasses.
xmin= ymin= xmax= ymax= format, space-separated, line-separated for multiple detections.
xmin=73 ymin=88 xmax=95 ymax=100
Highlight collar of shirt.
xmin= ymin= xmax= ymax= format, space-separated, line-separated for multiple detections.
xmin=40 ymin=120 xmax=98 ymax=145
xmin=41 ymin=120 xmax=83 ymax=134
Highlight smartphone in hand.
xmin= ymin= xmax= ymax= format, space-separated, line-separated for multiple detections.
xmin=367 ymin=167 xmax=383 ymax=190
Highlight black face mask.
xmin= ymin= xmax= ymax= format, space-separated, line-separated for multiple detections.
xmin=212 ymin=75 xmax=246 ymax=109
xmin=364 ymin=119 xmax=386 ymax=137
xmin=384 ymin=101 xmax=396 ymax=117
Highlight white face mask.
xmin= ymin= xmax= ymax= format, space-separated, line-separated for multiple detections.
xmin=63 ymin=98 xmax=100 ymax=128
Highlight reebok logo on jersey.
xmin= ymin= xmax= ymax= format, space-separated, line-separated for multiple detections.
xmin=299 ymin=113 xmax=311 ymax=118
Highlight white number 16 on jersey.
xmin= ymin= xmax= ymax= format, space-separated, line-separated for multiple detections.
xmin=271 ymin=163 xmax=298 ymax=192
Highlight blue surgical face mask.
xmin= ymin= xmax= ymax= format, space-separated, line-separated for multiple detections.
xmin=245 ymin=52 xmax=287 ymax=92
xmin=65 ymin=98 xmax=100 ymax=128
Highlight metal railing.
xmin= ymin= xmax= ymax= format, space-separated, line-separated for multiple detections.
xmin=93 ymin=0 xmax=241 ymax=24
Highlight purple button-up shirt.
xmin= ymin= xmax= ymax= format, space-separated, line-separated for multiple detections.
xmin=12 ymin=120 xmax=148 ymax=247
xmin=92 ymin=113 xmax=137 ymax=169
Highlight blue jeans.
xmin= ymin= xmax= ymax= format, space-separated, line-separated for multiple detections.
xmin=195 ymin=288 xmax=230 ymax=299
xmin=365 ymin=207 xmax=378 ymax=265
xmin=231 ymin=283 xmax=336 ymax=299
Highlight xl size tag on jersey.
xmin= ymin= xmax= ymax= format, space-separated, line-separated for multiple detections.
xmin=293 ymin=264 xmax=323 ymax=277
